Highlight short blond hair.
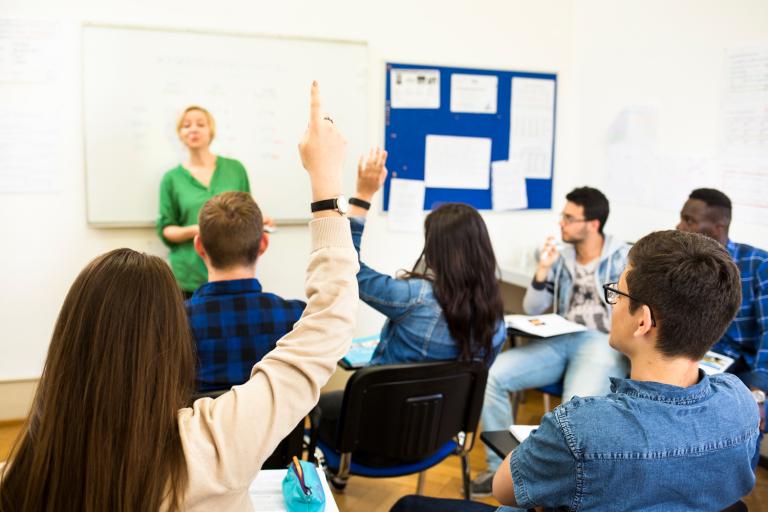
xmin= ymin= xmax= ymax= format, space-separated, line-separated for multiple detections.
xmin=199 ymin=192 xmax=263 ymax=269
xmin=176 ymin=105 xmax=216 ymax=141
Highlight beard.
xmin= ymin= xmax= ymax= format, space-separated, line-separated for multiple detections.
xmin=561 ymin=228 xmax=587 ymax=244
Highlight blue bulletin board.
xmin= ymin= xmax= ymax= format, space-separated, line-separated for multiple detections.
xmin=383 ymin=62 xmax=557 ymax=211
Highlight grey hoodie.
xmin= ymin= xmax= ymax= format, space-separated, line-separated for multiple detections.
xmin=523 ymin=235 xmax=630 ymax=318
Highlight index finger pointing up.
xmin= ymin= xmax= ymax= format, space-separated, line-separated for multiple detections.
xmin=309 ymin=80 xmax=322 ymax=126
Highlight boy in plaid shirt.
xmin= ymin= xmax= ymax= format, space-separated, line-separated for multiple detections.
xmin=678 ymin=187 xmax=768 ymax=467
xmin=186 ymin=191 xmax=305 ymax=392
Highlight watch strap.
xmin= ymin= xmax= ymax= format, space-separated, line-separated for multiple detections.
xmin=310 ymin=198 xmax=338 ymax=213
xmin=349 ymin=197 xmax=371 ymax=210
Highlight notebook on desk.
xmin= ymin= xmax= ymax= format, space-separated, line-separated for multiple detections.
xmin=340 ymin=334 xmax=380 ymax=369
xmin=699 ymin=351 xmax=735 ymax=376
xmin=505 ymin=314 xmax=587 ymax=338
xmin=508 ymin=424 xmax=539 ymax=443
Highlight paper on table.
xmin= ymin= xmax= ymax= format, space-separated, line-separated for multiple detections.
xmin=491 ymin=159 xmax=528 ymax=210
xmin=509 ymin=77 xmax=555 ymax=179
xmin=509 ymin=424 xmax=538 ymax=443
xmin=390 ymin=68 xmax=440 ymax=109
xmin=450 ymin=73 xmax=498 ymax=114
xmin=504 ymin=313 xmax=587 ymax=338
xmin=424 ymin=135 xmax=491 ymax=189
xmin=699 ymin=351 xmax=735 ymax=376
xmin=388 ymin=178 xmax=425 ymax=233
xmin=249 ymin=469 xmax=340 ymax=512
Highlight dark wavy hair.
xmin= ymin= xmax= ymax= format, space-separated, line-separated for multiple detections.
xmin=404 ymin=203 xmax=504 ymax=363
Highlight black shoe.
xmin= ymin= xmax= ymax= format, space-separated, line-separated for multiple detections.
xmin=469 ymin=471 xmax=495 ymax=498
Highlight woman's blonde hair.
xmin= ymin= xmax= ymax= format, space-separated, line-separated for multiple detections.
xmin=176 ymin=105 xmax=216 ymax=141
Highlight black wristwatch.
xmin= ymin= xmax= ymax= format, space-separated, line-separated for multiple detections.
xmin=310 ymin=196 xmax=349 ymax=215
xmin=348 ymin=197 xmax=371 ymax=210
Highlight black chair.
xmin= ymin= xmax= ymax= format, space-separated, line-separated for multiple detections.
xmin=190 ymin=389 xmax=304 ymax=469
xmin=316 ymin=361 xmax=488 ymax=498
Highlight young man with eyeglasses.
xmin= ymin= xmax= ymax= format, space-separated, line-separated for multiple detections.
xmin=394 ymin=230 xmax=758 ymax=511
xmin=472 ymin=186 xmax=630 ymax=495
xmin=487 ymin=230 xmax=759 ymax=510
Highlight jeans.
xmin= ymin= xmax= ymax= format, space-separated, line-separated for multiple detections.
xmin=481 ymin=330 xmax=628 ymax=470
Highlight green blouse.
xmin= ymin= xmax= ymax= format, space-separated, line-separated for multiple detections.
xmin=157 ymin=156 xmax=251 ymax=292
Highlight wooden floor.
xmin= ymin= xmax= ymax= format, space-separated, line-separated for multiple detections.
xmin=1 ymin=392 xmax=766 ymax=511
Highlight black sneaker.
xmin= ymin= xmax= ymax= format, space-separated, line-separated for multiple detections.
xmin=469 ymin=471 xmax=495 ymax=498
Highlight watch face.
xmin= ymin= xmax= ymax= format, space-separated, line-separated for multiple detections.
xmin=336 ymin=196 xmax=349 ymax=214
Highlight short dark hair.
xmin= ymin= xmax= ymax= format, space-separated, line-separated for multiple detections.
xmin=625 ymin=230 xmax=741 ymax=360
xmin=198 ymin=191 xmax=263 ymax=269
xmin=689 ymin=188 xmax=732 ymax=225
xmin=565 ymin=187 xmax=609 ymax=234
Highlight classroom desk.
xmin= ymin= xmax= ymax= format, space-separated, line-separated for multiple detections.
xmin=499 ymin=266 xmax=534 ymax=289
xmin=498 ymin=265 xmax=535 ymax=315
xmin=480 ymin=430 xmax=520 ymax=460
xmin=249 ymin=469 xmax=339 ymax=511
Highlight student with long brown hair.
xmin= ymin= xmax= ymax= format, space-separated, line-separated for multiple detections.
xmin=348 ymin=148 xmax=506 ymax=366
xmin=0 ymin=82 xmax=357 ymax=512
xmin=315 ymin=149 xmax=506 ymax=466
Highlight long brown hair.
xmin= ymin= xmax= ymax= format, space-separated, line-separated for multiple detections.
xmin=405 ymin=203 xmax=504 ymax=363
xmin=0 ymin=249 xmax=195 ymax=511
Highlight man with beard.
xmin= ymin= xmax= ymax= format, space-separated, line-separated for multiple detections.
xmin=472 ymin=187 xmax=630 ymax=496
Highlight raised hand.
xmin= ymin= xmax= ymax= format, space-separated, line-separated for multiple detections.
xmin=298 ymin=81 xmax=347 ymax=204
xmin=356 ymin=147 xmax=388 ymax=201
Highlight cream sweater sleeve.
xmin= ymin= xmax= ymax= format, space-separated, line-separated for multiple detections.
xmin=176 ymin=217 xmax=358 ymax=509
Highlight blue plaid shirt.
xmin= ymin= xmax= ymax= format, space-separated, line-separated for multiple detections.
xmin=713 ymin=240 xmax=768 ymax=391
xmin=186 ymin=278 xmax=305 ymax=392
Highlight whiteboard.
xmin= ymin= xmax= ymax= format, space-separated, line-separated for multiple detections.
xmin=82 ymin=24 xmax=368 ymax=226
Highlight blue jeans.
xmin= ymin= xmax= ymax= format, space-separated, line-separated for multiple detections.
xmin=481 ymin=330 xmax=628 ymax=470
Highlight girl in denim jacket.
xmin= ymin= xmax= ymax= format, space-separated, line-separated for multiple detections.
xmin=348 ymin=148 xmax=506 ymax=366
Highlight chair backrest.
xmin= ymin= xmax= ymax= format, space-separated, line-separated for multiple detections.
xmin=190 ymin=389 xmax=304 ymax=469
xmin=334 ymin=361 xmax=487 ymax=461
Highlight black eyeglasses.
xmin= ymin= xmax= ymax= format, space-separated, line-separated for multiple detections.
xmin=602 ymin=282 xmax=657 ymax=327
xmin=559 ymin=213 xmax=588 ymax=225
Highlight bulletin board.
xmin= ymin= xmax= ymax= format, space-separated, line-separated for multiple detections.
xmin=383 ymin=62 xmax=557 ymax=211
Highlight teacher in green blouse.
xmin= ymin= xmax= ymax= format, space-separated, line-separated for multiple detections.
xmin=157 ymin=106 xmax=251 ymax=297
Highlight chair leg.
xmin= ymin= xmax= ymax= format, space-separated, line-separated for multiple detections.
xmin=416 ymin=470 xmax=426 ymax=495
xmin=511 ymin=390 xmax=522 ymax=421
xmin=461 ymin=453 xmax=471 ymax=499
xmin=543 ymin=392 xmax=551 ymax=412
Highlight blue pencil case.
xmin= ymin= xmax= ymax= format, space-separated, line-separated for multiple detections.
xmin=282 ymin=456 xmax=326 ymax=512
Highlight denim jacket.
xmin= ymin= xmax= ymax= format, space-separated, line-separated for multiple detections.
xmin=523 ymin=235 xmax=629 ymax=317
xmin=505 ymin=372 xmax=759 ymax=511
xmin=350 ymin=218 xmax=506 ymax=366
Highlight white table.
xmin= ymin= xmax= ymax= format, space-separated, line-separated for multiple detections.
xmin=499 ymin=266 xmax=533 ymax=288
xmin=249 ymin=469 xmax=340 ymax=512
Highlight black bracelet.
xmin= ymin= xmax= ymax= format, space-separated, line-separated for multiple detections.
xmin=349 ymin=197 xmax=371 ymax=210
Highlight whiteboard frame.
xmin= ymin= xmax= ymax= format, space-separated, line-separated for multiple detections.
xmin=81 ymin=22 xmax=368 ymax=228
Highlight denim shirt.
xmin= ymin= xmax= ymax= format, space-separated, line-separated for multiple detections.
xmin=349 ymin=218 xmax=506 ymax=366
xmin=504 ymin=372 xmax=758 ymax=511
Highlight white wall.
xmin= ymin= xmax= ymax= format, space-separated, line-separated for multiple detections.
xmin=571 ymin=0 xmax=768 ymax=246
xmin=1 ymin=0 xmax=766 ymax=388
xmin=0 ymin=0 xmax=577 ymax=381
